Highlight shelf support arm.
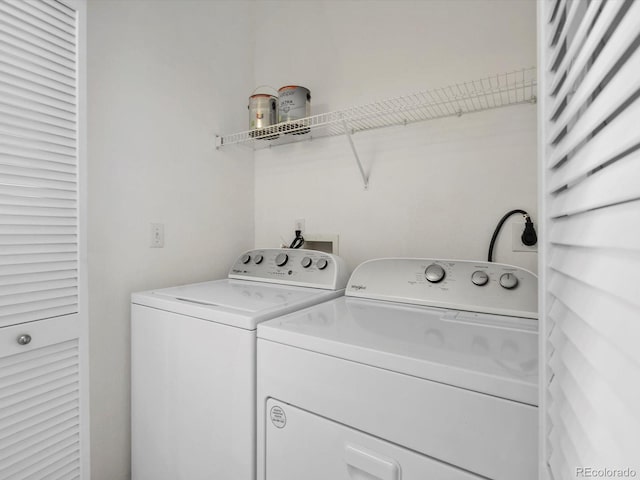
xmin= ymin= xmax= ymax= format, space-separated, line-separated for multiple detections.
xmin=342 ymin=120 xmax=369 ymax=189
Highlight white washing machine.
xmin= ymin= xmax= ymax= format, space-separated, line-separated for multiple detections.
xmin=131 ymin=248 xmax=348 ymax=480
xmin=257 ymin=258 xmax=538 ymax=480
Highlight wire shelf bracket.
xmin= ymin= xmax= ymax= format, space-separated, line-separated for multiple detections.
xmin=342 ymin=119 xmax=369 ymax=189
xmin=215 ymin=68 xmax=537 ymax=188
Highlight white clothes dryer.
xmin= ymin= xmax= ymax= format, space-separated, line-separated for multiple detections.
xmin=131 ymin=248 xmax=348 ymax=480
xmin=257 ymin=258 xmax=538 ymax=480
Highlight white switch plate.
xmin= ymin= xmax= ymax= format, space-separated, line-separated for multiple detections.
xmin=150 ymin=223 xmax=164 ymax=248
xmin=512 ymin=222 xmax=537 ymax=253
xmin=294 ymin=218 xmax=305 ymax=233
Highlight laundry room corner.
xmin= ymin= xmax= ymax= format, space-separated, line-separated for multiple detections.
xmin=86 ymin=2 xmax=255 ymax=479
xmin=5 ymin=0 xmax=640 ymax=478
xmin=251 ymin=0 xmax=538 ymax=274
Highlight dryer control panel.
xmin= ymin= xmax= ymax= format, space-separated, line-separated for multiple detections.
xmin=347 ymin=258 xmax=537 ymax=318
xmin=229 ymin=248 xmax=349 ymax=291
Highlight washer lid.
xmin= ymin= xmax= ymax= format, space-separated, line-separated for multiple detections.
xmin=132 ymin=279 xmax=344 ymax=330
xmin=258 ymin=297 xmax=538 ymax=405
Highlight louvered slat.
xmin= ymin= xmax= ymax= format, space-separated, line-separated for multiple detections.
xmin=0 ymin=195 xmax=76 ymax=210
xmin=548 ymin=0 xmax=602 ymax=95
xmin=0 ymin=260 xmax=76 ymax=277
xmin=548 ymin=97 xmax=640 ymax=192
xmin=0 ymin=204 xmax=77 ymax=218
xmin=546 ymin=0 xmax=582 ymax=72
xmin=30 ymin=460 xmax=80 ymax=480
xmin=0 ymin=232 xmax=76 ymax=243
xmin=547 ymin=0 xmax=566 ymax=47
xmin=550 ymin=302 xmax=640 ymax=412
xmin=0 ymin=324 xmax=80 ymax=480
xmin=38 ymin=0 xmax=75 ymax=20
xmin=0 ymin=92 xmax=76 ymax=125
xmin=0 ymin=399 xmax=77 ymax=441
xmin=0 ymin=142 xmax=76 ymax=166
xmin=549 ymin=246 xmax=639 ymax=308
xmin=547 ymin=0 xmax=626 ymax=123
xmin=0 ymin=184 xmax=77 ymax=202
xmin=0 ymin=54 xmax=75 ymax=91
xmin=0 ymin=89 xmax=74 ymax=123
xmin=548 ymin=200 xmax=640 ymax=251
xmin=0 ymin=114 xmax=76 ymax=147
xmin=0 ymin=131 xmax=76 ymax=158
xmin=0 ymin=1 xmax=76 ymax=50
xmin=549 ymin=1 xmax=639 ymax=163
xmin=0 ymin=410 xmax=77 ymax=449
xmin=549 ymin=149 xmax=640 ymax=217
xmin=0 ymin=108 xmax=76 ymax=141
xmin=0 ymin=301 xmax=77 ymax=328
xmin=0 ymin=161 xmax=76 ymax=182
xmin=1 ymin=439 xmax=79 ymax=480
xmin=540 ymin=0 xmax=640 ymax=476
xmin=0 ymin=102 xmax=76 ymax=135
xmin=547 ymin=272 xmax=639 ymax=366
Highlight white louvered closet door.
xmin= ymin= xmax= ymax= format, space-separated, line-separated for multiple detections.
xmin=538 ymin=0 xmax=640 ymax=479
xmin=0 ymin=0 xmax=86 ymax=479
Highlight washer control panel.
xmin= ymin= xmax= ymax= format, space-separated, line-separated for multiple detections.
xmin=347 ymin=258 xmax=537 ymax=318
xmin=229 ymin=248 xmax=349 ymax=290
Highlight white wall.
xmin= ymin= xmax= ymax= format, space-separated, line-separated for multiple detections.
xmin=87 ymin=2 xmax=254 ymax=479
xmin=253 ymin=0 xmax=538 ymax=273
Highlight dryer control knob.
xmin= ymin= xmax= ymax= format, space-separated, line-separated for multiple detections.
xmin=254 ymin=254 xmax=264 ymax=264
xmin=241 ymin=254 xmax=251 ymax=264
xmin=275 ymin=253 xmax=289 ymax=267
xmin=471 ymin=271 xmax=489 ymax=286
xmin=499 ymin=273 xmax=519 ymax=290
xmin=301 ymin=257 xmax=312 ymax=268
xmin=317 ymin=258 xmax=329 ymax=270
xmin=425 ymin=264 xmax=445 ymax=283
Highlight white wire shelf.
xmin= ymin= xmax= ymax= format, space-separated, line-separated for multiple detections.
xmin=215 ymin=67 xmax=537 ymax=151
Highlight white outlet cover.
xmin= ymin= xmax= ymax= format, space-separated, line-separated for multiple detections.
xmin=511 ymin=222 xmax=537 ymax=253
xmin=150 ymin=223 xmax=164 ymax=248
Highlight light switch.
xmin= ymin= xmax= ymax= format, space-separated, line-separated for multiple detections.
xmin=150 ymin=223 xmax=164 ymax=248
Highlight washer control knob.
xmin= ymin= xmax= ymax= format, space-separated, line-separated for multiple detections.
xmin=425 ymin=264 xmax=445 ymax=283
xmin=254 ymin=254 xmax=263 ymax=264
xmin=301 ymin=257 xmax=312 ymax=268
xmin=275 ymin=253 xmax=288 ymax=267
xmin=471 ymin=271 xmax=489 ymax=286
xmin=316 ymin=258 xmax=329 ymax=270
xmin=241 ymin=254 xmax=251 ymax=264
xmin=499 ymin=273 xmax=519 ymax=290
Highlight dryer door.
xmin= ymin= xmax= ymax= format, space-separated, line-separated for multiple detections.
xmin=264 ymin=398 xmax=482 ymax=480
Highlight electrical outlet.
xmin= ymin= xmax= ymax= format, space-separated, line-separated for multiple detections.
xmin=512 ymin=223 xmax=537 ymax=253
xmin=294 ymin=218 xmax=305 ymax=233
xmin=150 ymin=223 xmax=164 ymax=248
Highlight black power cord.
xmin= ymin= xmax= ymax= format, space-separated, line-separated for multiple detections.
xmin=289 ymin=229 xmax=305 ymax=249
xmin=488 ymin=210 xmax=537 ymax=262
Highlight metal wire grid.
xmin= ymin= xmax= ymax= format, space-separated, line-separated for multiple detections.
xmin=216 ymin=68 xmax=537 ymax=149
